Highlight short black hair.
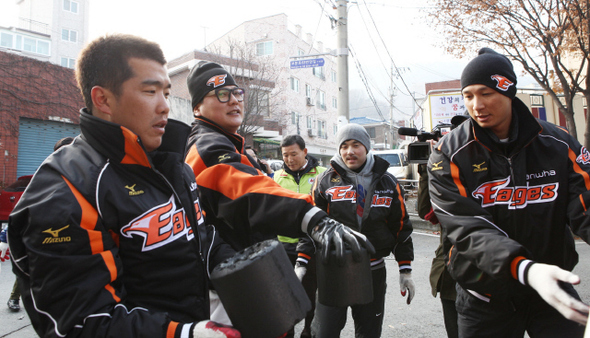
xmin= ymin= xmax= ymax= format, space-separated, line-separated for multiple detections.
xmin=281 ymin=135 xmax=305 ymax=150
xmin=76 ymin=34 xmax=166 ymax=111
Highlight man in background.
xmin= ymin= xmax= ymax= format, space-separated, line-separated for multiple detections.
xmin=273 ymin=134 xmax=326 ymax=338
xmin=245 ymin=146 xmax=274 ymax=177
xmin=311 ymin=123 xmax=415 ymax=337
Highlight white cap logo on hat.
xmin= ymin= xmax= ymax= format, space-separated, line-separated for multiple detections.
xmin=491 ymin=74 xmax=514 ymax=91
xmin=206 ymin=74 xmax=228 ymax=88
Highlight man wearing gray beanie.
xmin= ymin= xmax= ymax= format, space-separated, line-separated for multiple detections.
xmin=428 ymin=48 xmax=590 ymax=337
xmin=309 ymin=123 xmax=415 ymax=337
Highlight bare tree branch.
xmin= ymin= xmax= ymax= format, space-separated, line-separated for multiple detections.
xmin=427 ymin=0 xmax=589 ymax=143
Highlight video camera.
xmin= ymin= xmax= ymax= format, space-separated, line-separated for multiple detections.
xmin=398 ymin=125 xmax=451 ymax=164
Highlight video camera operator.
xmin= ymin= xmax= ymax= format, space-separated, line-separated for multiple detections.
xmin=400 ymin=116 xmax=468 ymax=338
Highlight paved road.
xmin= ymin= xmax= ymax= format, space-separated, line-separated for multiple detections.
xmin=1 ymin=221 xmax=589 ymax=337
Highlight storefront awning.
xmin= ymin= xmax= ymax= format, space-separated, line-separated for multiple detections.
xmin=253 ymin=137 xmax=281 ymax=145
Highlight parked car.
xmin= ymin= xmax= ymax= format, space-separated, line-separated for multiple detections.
xmin=0 ymin=175 xmax=33 ymax=228
xmin=373 ymin=150 xmax=412 ymax=180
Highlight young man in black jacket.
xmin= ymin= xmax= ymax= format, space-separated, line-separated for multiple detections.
xmin=8 ymin=34 xmax=239 ymax=338
xmin=428 ymin=48 xmax=590 ymax=337
xmin=310 ymin=124 xmax=415 ymax=338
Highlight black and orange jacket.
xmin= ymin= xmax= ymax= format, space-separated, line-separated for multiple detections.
xmin=8 ymin=110 xmax=233 ymax=338
xmin=308 ymin=155 xmax=414 ymax=269
xmin=185 ymin=116 xmax=326 ymax=251
xmin=428 ymin=97 xmax=590 ymax=302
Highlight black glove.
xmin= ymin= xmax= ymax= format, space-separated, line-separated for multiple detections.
xmin=310 ymin=217 xmax=375 ymax=265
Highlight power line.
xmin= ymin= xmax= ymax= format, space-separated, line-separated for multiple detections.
xmin=359 ymin=0 xmax=423 ymax=111
xmin=307 ymin=0 xmax=330 ymax=54
xmin=349 ymin=43 xmax=387 ymax=121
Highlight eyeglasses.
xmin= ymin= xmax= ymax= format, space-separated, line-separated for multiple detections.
xmin=206 ymin=87 xmax=245 ymax=103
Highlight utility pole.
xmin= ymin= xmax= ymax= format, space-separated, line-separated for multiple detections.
xmin=336 ymin=0 xmax=349 ymax=126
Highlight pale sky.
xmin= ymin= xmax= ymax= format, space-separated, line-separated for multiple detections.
xmin=0 ymin=0 xmax=472 ymax=118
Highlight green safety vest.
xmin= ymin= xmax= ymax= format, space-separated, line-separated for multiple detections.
xmin=274 ymin=166 xmax=326 ymax=244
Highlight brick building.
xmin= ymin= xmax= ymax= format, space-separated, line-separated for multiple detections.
xmin=0 ymin=50 xmax=82 ymax=186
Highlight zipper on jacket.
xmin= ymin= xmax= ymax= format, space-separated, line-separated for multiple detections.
xmin=503 ymin=156 xmax=515 ymax=184
xmin=153 ymin=169 xmax=205 ymax=261
xmin=151 ymin=168 xmax=209 ymax=301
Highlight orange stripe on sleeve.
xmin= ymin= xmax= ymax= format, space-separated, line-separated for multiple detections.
xmin=166 ymin=321 xmax=179 ymax=338
xmin=104 ymin=284 xmax=121 ymax=302
xmin=298 ymin=253 xmax=311 ymax=260
xmin=447 ymin=246 xmax=454 ymax=265
xmin=396 ymin=183 xmax=407 ymax=236
xmin=100 ymin=251 xmax=118 ymax=282
xmin=311 ymin=177 xmax=320 ymax=206
xmin=580 ymin=195 xmax=587 ymax=213
xmin=186 ymin=146 xmax=209 ymax=180
xmin=197 ymin=164 xmax=314 ymax=203
xmin=511 ymin=256 xmax=526 ymax=280
xmin=450 ymin=162 xmax=467 ymax=197
xmin=63 ymin=176 xmax=103 ymax=254
xmin=569 ymin=148 xmax=590 ymax=190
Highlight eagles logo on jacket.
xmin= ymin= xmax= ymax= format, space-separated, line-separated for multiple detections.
xmin=311 ymin=155 xmax=414 ymax=266
xmin=8 ymin=110 xmax=233 ymax=338
xmin=428 ymin=97 xmax=590 ymax=302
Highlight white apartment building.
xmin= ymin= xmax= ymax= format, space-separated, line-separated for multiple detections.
xmin=0 ymin=0 xmax=88 ymax=68
xmin=207 ymin=13 xmax=339 ymax=165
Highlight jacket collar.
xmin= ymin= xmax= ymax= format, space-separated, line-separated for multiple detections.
xmin=283 ymin=155 xmax=319 ymax=177
xmin=79 ymin=108 xmax=190 ymax=167
xmin=192 ymin=116 xmax=245 ymax=153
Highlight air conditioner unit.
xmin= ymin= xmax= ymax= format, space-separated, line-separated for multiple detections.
xmin=306 ymin=97 xmax=314 ymax=106
xmin=307 ymin=128 xmax=317 ymax=137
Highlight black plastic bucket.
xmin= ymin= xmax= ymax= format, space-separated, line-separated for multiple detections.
xmin=210 ymin=239 xmax=311 ymax=338
xmin=316 ymin=247 xmax=373 ymax=307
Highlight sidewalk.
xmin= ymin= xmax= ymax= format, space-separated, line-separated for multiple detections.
xmin=0 ymin=262 xmax=36 ymax=338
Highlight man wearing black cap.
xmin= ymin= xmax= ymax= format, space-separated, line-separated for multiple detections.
xmin=183 ymin=62 xmax=374 ymax=321
xmin=428 ymin=48 xmax=590 ymax=337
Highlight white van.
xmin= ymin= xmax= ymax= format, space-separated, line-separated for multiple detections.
xmin=373 ymin=149 xmax=411 ymax=180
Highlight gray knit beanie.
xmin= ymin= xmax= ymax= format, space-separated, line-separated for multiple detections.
xmin=337 ymin=123 xmax=371 ymax=153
